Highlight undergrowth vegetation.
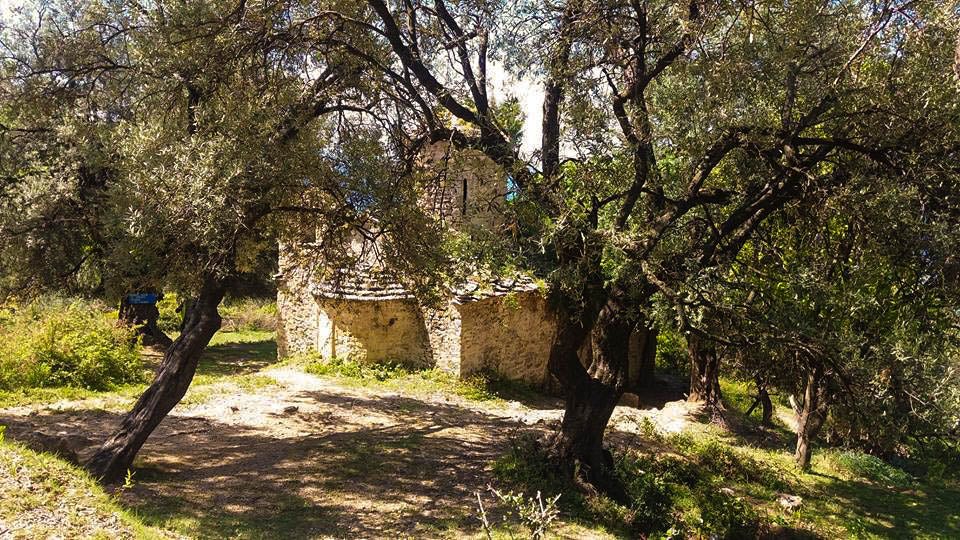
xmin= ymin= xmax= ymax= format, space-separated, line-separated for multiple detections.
xmin=219 ymin=297 xmax=277 ymax=332
xmin=491 ymin=433 xmax=764 ymax=538
xmin=1 ymin=327 xmax=956 ymax=538
xmin=158 ymin=294 xmax=277 ymax=334
xmin=0 ymin=436 xmax=164 ymax=538
xmin=0 ymin=298 xmax=144 ymax=393
xmin=490 ymin=402 xmax=960 ymax=539
xmin=299 ymin=354 xmax=542 ymax=404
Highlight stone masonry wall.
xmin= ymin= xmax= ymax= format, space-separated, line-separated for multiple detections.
xmin=421 ymin=303 xmax=462 ymax=374
xmin=276 ymin=268 xmax=318 ymax=358
xmin=316 ymin=299 xmax=433 ymax=368
xmin=419 ymin=143 xmax=505 ymax=230
xmin=456 ymin=292 xmax=558 ymax=386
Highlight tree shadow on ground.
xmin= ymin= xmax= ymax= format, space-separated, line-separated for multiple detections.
xmin=632 ymin=372 xmax=688 ymax=409
xmin=805 ymin=475 xmax=960 ymax=539
xmin=194 ymin=335 xmax=279 ymax=378
xmin=141 ymin=333 xmax=278 ymax=379
xmin=484 ymin=377 xmax=564 ymax=411
xmin=0 ymin=387 xmax=546 ymax=539
xmin=3 ymin=381 xmax=952 ymax=539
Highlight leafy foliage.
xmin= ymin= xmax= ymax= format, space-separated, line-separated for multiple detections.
xmin=219 ymin=298 xmax=278 ymax=333
xmin=834 ymin=451 xmax=914 ymax=489
xmin=491 ymin=432 xmax=764 ymax=537
xmin=0 ymin=298 xmax=143 ymax=391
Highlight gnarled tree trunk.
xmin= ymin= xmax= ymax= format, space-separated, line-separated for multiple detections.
xmin=687 ymin=334 xmax=723 ymax=411
xmin=795 ymin=364 xmax=829 ymax=470
xmin=627 ymin=324 xmax=657 ymax=391
xmin=119 ymin=293 xmax=173 ymax=348
xmin=746 ymin=380 xmax=774 ymax=426
xmin=88 ymin=278 xmax=226 ymax=483
xmin=759 ymin=386 xmax=774 ymax=426
xmin=546 ymin=291 xmax=633 ymax=504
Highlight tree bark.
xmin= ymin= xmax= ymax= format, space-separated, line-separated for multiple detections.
xmin=759 ymin=386 xmax=774 ymax=426
xmin=88 ymin=278 xmax=225 ymax=483
xmin=795 ymin=365 xmax=829 ymax=470
xmin=687 ymin=334 xmax=723 ymax=410
xmin=759 ymin=388 xmax=773 ymax=426
xmin=546 ymin=291 xmax=633 ymax=504
xmin=746 ymin=380 xmax=774 ymax=426
xmin=119 ymin=294 xmax=173 ymax=348
xmin=627 ymin=324 xmax=657 ymax=391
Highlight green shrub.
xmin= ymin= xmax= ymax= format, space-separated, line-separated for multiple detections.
xmin=908 ymin=439 xmax=960 ymax=485
xmin=492 ymin=436 xmax=667 ymax=536
xmin=455 ymin=369 xmax=543 ymax=403
xmin=0 ymin=299 xmax=143 ymax=391
xmin=156 ymin=293 xmax=183 ymax=333
xmin=689 ymin=483 xmax=759 ymax=538
xmin=456 ymin=371 xmax=501 ymax=401
xmin=836 ymin=451 xmax=914 ymax=488
xmin=656 ymin=327 xmax=688 ymax=376
xmin=676 ymin=438 xmax=787 ymax=491
xmin=491 ymin=433 xmax=567 ymax=497
xmin=617 ymin=453 xmax=676 ymax=532
xmin=303 ymin=355 xmax=410 ymax=381
xmin=220 ymin=297 xmax=278 ymax=332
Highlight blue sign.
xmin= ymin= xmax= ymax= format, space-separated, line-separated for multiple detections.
xmin=127 ymin=293 xmax=158 ymax=305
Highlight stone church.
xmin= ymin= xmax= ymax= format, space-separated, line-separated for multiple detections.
xmin=276 ymin=144 xmax=654 ymax=388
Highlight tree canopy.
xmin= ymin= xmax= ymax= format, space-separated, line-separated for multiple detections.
xmin=1 ymin=0 xmax=958 ymax=492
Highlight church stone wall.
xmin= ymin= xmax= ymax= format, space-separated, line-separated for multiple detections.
xmin=277 ymin=246 xmax=566 ymax=387
xmin=456 ymin=292 xmax=557 ymax=386
xmin=276 ymin=270 xmax=318 ymax=358
xmin=422 ymin=303 xmax=463 ymax=375
xmin=419 ymin=143 xmax=506 ymax=230
xmin=315 ymin=299 xmax=433 ymax=368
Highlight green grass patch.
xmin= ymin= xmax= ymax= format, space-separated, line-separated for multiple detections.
xmin=490 ymin=423 xmax=960 ymax=540
xmin=1 ymin=330 xmax=280 ymax=409
xmin=296 ymin=354 xmax=548 ymax=407
xmin=219 ymin=297 xmax=278 ymax=333
xmin=176 ymin=333 xmax=281 ymax=406
xmin=0 ymin=382 xmax=148 ymax=409
xmin=490 ymin=433 xmax=762 ymax=538
xmin=0 ymin=436 xmax=171 ymax=538
xmin=128 ymin=492 xmax=344 ymax=540
xmin=831 ymin=450 xmax=915 ymax=488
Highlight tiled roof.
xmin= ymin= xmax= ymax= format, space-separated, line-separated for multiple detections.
xmin=308 ymin=269 xmax=541 ymax=302
xmin=310 ymin=268 xmax=414 ymax=301
xmin=451 ymin=275 xmax=540 ymax=303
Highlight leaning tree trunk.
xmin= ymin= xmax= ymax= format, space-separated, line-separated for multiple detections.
xmin=687 ymin=334 xmax=723 ymax=412
xmin=795 ymin=365 xmax=829 ymax=470
xmin=547 ymin=292 xmax=633 ymax=504
xmin=88 ymin=278 xmax=226 ymax=483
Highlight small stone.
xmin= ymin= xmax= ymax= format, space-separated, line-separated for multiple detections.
xmin=230 ymin=406 xmax=239 ymax=412
xmin=778 ymin=493 xmax=803 ymax=511
xmin=283 ymin=406 xmax=299 ymax=414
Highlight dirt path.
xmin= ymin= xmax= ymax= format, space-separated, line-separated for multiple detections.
xmin=0 ymin=367 xmax=702 ymax=539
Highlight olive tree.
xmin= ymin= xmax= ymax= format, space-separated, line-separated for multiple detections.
xmin=352 ymin=0 xmax=960 ymax=496
xmin=0 ymin=0 xmax=439 ymax=482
